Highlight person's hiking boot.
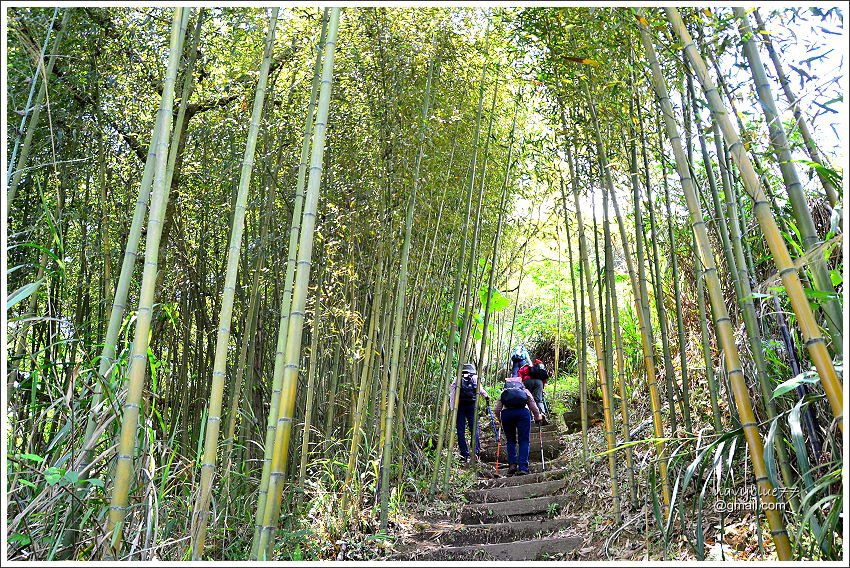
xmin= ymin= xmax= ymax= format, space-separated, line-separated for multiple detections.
xmin=515 ymin=469 xmax=529 ymax=476
xmin=540 ymin=414 xmax=550 ymax=426
xmin=506 ymin=464 xmax=518 ymax=477
xmin=460 ymin=456 xmax=470 ymax=466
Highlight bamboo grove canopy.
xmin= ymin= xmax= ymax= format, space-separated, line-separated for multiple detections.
xmin=4 ymin=5 xmax=846 ymax=562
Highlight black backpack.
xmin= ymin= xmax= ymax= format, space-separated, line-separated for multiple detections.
xmin=459 ymin=373 xmax=477 ymax=403
xmin=530 ymin=362 xmax=548 ymax=382
xmin=500 ymin=382 xmax=528 ymax=409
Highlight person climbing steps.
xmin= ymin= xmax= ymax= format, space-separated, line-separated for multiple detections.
xmin=450 ymin=362 xmax=490 ymax=465
xmin=521 ymin=358 xmax=550 ymax=425
xmin=494 ymin=374 xmax=542 ymax=476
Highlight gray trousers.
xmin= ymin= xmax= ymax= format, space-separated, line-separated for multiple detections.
xmin=523 ymin=378 xmax=546 ymax=414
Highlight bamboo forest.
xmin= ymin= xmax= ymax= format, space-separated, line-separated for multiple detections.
xmin=3 ymin=4 xmax=848 ymax=563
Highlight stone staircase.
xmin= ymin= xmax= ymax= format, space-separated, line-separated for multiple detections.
xmin=396 ymin=422 xmax=582 ymax=561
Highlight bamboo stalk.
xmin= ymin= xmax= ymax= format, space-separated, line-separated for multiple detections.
xmin=752 ymin=9 xmax=839 ymax=208
xmin=639 ymin=11 xmax=793 ymax=558
xmin=734 ymin=7 xmax=843 ymax=355
xmin=255 ymin=9 xmax=340 ymax=558
xmin=104 ymin=9 xmax=186 ymax=559
xmin=378 ymin=46 xmax=436 ymax=530
xmin=7 ymin=9 xmax=70 ymax=205
xmin=250 ymin=11 xmax=328 ymax=556
xmin=568 ymin=139 xmax=620 ymax=521
xmin=666 ymin=8 xmax=842 ymax=435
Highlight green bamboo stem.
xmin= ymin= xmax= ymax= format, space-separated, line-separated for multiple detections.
xmin=658 ymin=130 xmax=692 ymax=433
xmin=605 ymin=185 xmax=638 ymax=506
xmin=7 ymin=10 xmax=71 ymax=205
xmin=378 ymin=47 xmax=436 ymax=530
xmin=429 ymin=27 xmax=489 ymax=495
xmin=104 ymin=8 xmax=186 ymax=559
xmin=250 ymin=11 xmax=327 ymax=556
xmin=255 ymin=9 xmax=340 ymax=558
xmin=190 ymin=9 xmax=278 ymax=558
xmin=734 ymin=7 xmax=843 ymax=355
xmin=752 ymin=9 xmax=840 ymax=208
xmin=569 ymin=138 xmax=621 ymax=521
xmin=298 ymin=264 xmax=325 ymax=489
xmin=694 ymin=245 xmax=723 ymax=432
xmin=636 ymin=99 xmax=678 ymax=435
xmin=640 ymin=11 xmax=793 ymax=558
xmin=667 ymin=8 xmax=842 ymax=435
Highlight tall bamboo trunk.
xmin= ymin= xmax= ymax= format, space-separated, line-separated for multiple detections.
xmin=694 ymin=233 xmax=723 ymax=432
xmin=752 ymin=9 xmax=840 ymax=208
xmin=378 ymin=48 xmax=436 ymax=530
xmin=638 ymin=12 xmax=793 ymax=558
xmin=189 ymin=11 xmax=278 ymax=557
xmin=7 ymin=10 xmax=71 ymax=205
xmin=734 ymin=7 xmax=843 ymax=355
xmin=605 ymin=185 xmax=638 ymax=506
xmin=666 ymin=8 xmax=842 ymax=435
xmin=250 ymin=11 xmax=327 ymax=555
xmin=637 ymin=101 xmax=679 ymax=435
xmin=429 ymin=27 xmax=490 ymax=494
xmin=443 ymin=66 xmax=499 ymax=489
xmin=255 ymin=9 xmax=340 ymax=558
xmin=569 ymin=142 xmax=620 ymax=521
xmin=104 ymin=9 xmax=186 ymax=559
xmin=658 ymin=136 xmax=692 ymax=433
xmin=297 ymin=264 xmax=325 ymax=489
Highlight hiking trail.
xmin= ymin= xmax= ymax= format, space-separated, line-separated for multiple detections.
xmin=395 ymin=420 xmax=588 ymax=561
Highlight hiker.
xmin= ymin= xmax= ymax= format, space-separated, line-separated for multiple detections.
xmin=520 ymin=359 xmax=549 ymax=423
xmin=510 ymin=345 xmax=531 ymax=377
xmin=449 ymin=362 xmax=490 ymax=465
xmin=494 ymin=375 xmax=543 ymax=476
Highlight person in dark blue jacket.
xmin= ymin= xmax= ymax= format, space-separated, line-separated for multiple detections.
xmin=494 ymin=376 xmax=543 ymax=476
xmin=449 ymin=363 xmax=490 ymax=464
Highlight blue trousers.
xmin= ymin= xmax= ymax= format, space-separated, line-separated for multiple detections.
xmin=501 ymin=407 xmax=532 ymax=472
xmin=456 ymin=402 xmax=481 ymax=458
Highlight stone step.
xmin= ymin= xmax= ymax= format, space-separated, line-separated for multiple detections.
xmin=478 ymin=441 xmax=562 ymax=462
xmin=480 ymin=430 xmax=561 ymax=448
xmin=434 ymin=517 xmax=577 ymax=546
xmin=481 ymin=423 xmax=560 ymax=435
xmin=475 ymin=467 xmax=569 ymax=489
xmin=465 ymin=478 xmax=567 ymax=504
xmin=462 ymin=494 xmax=571 ymax=524
xmin=415 ymin=535 xmax=582 ymax=561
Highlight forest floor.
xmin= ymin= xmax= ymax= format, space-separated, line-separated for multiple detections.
xmin=390 ymin=412 xmax=781 ymax=561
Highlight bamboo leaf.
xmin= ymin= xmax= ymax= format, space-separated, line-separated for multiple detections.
xmin=773 ymin=370 xmax=820 ymax=398
xmin=762 ymin=417 xmax=781 ymax=491
xmin=16 ymin=453 xmax=45 ymax=463
xmin=6 ymin=279 xmax=44 ymax=312
xmin=44 ymin=467 xmax=63 ymax=486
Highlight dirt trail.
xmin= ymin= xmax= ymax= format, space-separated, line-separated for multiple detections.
xmin=396 ymin=422 xmax=584 ymax=561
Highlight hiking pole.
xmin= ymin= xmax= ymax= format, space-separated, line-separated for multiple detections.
xmin=486 ymin=404 xmax=498 ymax=438
xmin=487 ymin=404 xmax=502 ymax=475
xmin=495 ymin=424 xmax=502 ymax=475
xmin=538 ymin=420 xmax=545 ymax=471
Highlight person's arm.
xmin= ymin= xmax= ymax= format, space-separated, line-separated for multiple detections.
xmin=526 ymin=390 xmax=542 ymax=422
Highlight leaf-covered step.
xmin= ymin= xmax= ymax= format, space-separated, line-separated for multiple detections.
xmin=465 ymin=478 xmax=567 ymax=504
xmin=461 ymin=495 xmax=571 ymax=524
xmin=414 ymin=535 xmax=582 ymax=561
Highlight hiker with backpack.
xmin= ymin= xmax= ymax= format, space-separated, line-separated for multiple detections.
xmin=510 ymin=345 xmax=531 ymax=377
xmin=520 ymin=358 xmax=549 ymax=424
xmin=449 ymin=363 xmax=490 ymax=465
xmin=494 ymin=375 xmax=543 ymax=476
